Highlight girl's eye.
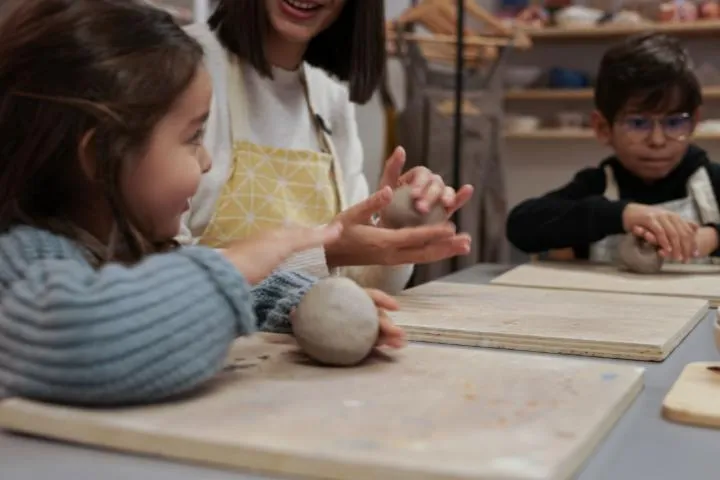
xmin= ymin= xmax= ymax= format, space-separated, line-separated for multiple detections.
xmin=189 ymin=127 xmax=205 ymax=146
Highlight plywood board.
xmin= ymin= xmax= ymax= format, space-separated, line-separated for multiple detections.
xmin=389 ymin=282 xmax=708 ymax=361
xmin=662 ymin=362 xmax=720 ymax=429
xmin=491 ymin=261 xmax=720 ymax=307
xmin=0 ymin=334 xmax=643 ymax=480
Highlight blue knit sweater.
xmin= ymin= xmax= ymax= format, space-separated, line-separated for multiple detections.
xmin=0 ymin=225 xmax=316 ymax=405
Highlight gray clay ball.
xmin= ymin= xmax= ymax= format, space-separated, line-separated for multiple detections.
xmin=381 ymin=184 xmax=446 ymax=229
xmin=616 ymin=234 xmax=664 ymax=274
xmin=292 ymin=277 xmax=379 ymax=367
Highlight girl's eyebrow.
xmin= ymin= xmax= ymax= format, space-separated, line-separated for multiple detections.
xmin=189 ymin=112 xmax=209 ymax=125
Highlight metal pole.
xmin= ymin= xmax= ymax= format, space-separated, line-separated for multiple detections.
xmin=451 ymin=0 xmax=465 ymax=271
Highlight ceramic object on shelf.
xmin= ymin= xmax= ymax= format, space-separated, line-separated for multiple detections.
xmin=554 ymin=5 xmax=605 ymax=27
xmin=505 ymin=115 xmax=541 ymax=132
xmin=503 ymin=66 xmax=543 ymax=89
xmin=557 ymin=111 xmax=586 ymax=130
xmin=700 ymin=0 xmax=720 ymax=18
xmin=548 ymin=67 xmax=591 ymax=88
xmin=715 ymin=311 xmax=720 ymax=354
xmin=696 ymin=119 xmax=720 ymax=134
xmin=659 ymin=0 xmax=698 ymax=21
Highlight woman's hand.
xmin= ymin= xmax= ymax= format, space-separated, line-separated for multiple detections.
xmin=378 ymin=146 xmax=474 ymax=219
xmin=220 ymin=223 xmax=343 ymax=284
xmin=324 ymin=187 xmax=472 ymax=268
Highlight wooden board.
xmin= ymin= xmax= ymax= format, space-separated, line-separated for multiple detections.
xmin=491 ymin=261 xmax=720 ymax=307
xmin=0 ymin=334 xmax=643 ymax=480
xmin=389 ymin=282 xmax=708 ymax=361
xmin=662 ymin=362 xmax=720 ymax=428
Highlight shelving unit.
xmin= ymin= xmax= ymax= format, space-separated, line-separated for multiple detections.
xmin=504 ymin=129 xmax=720 ymax=140
xmin=524 ymin=19 xmax=720 ymax=40
xmin=506 ymin=86 xmax=720 ymax=101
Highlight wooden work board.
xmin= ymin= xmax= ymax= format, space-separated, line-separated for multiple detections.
xmin=0 ymin=333 xmax=643 ymax=480
xmin=662 ymin=362 xmax=720 ymax=429
xmin=389 ymin=281 xmax=708 ymax=361
xmin=491 ymin=261 xmax=720 ymax=307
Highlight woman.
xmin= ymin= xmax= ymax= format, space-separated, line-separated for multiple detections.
xmin=180 ymin=0 xmax=474 ymax=293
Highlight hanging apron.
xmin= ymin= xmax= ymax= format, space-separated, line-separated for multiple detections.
xmin=198 ymin=55 xmax=347 ymax=247
xmin=589 ymin=164 xmax=720 ymax=265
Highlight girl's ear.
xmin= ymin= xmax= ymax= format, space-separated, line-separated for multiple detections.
xmin=591 ymin=110 xmax=612 ymax=146
xmin=77 ymin=129 xmax=98 ymax=181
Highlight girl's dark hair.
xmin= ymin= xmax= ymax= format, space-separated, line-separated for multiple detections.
xmin=0 ymin=0 xmax=204 ymax=263
xmin=594 ymin=33 xmax=702 ymax=123
xmin=208 ymin=0 xmax=385 ymax=104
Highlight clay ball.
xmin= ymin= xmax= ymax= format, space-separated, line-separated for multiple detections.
xmin=616 ymin=234 xmax=664 ymax=274
xmin=293 ymin=277 xmax=379 ymax=367
xmin=381 ymin=184 xmax=446 ymax=229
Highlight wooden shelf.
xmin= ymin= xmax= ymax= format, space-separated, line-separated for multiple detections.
xmin=505 ymin=86 xmax=720 ymax=100
xmin=503 ymin=129 xmax=720 ymax=140
xmin=523 ymin=20 xmax=720 ymax=40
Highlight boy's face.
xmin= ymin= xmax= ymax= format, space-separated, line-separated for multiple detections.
xmin=592 ymin=100 xmax=697 ymax=182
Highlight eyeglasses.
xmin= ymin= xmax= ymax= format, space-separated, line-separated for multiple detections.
xmin=616 ymin=112 xmax=694 ymax=143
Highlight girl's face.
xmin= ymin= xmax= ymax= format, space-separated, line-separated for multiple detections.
xmin=121 ymin=66 xmax=212 ymax=241
xmin=265 ymin=0 xmax=346 ymax=44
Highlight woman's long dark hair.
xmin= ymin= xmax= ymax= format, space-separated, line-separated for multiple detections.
xmin=208 ymin=0 xmax=386 ymax=104
xmin=0 ymin=0 xmax=204 ymax=263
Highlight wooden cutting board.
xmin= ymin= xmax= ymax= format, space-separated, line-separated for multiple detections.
xmin=491 ymin=261 xmax=720 ymax=307
xmin=0 ymin=334 xmax=643 ymax=480
xmin=662 ymin=362 xmax=720 ymax=428
xmin=389 ymin=282 xmax=708 ymax=361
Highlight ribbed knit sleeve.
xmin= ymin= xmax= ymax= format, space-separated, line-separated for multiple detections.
xmin=0 ymin=226 xmax=313 ymax=406
xmin=253 ymin=270 xmax=316 ymax=334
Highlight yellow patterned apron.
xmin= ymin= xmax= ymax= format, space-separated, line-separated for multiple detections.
xmin=198 ymin=56 xmax=346 ymax=247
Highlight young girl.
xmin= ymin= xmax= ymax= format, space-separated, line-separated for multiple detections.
xmin=0 ymin=0 xmax=404 ymax=406
xmin=180 ymin=0 xmax=474 ymax=294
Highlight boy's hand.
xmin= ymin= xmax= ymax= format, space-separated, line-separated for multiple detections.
xmin=694 ymin=226 xmax=720 ymax=258
xmin=622 ymin=203 xmax=699 ymax=262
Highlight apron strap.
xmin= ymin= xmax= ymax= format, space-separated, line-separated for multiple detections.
xmin=300 ymin=64 xmax=348 ymax=212
xmin=225 ymin=52 xmax=251 ymax=142
xmin=602 ymin=165 xmax=619 ymax=201
xmin=688 ymin=165 xmax=720 ymax=224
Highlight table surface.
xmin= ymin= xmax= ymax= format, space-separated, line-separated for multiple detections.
xmin=2 ymin=263 xmax=720 ymax=480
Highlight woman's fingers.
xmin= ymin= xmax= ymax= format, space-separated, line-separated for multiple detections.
xmin=394 ymin=233 xmax=472 ymax=264
xmin=380 ymin=222 xmax=457 ymax=248
xmin=378 ymin=147 xmax=406 ymax=191
xmin=446 ymin=184 xmax=474 ymax=215
xmin=337 ymin=186 xmax=393 ymax=225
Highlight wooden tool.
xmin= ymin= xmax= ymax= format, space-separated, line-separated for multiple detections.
xmin=0 ymin=334 xmax=643 ymax=480
xmin=491 ymin=261 xmax=720 ymax=307
xmin=389 ymin=282 xmax=708 ymax=361
xmin=662 ymin=362 xmax=720 ymax=428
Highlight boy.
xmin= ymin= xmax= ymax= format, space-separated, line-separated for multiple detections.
xmin=506 ymin=32 xmax=720 ymax=264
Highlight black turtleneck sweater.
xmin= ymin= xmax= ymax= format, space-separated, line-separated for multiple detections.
xmin=506 ymin=145 xmax=720 ymax=259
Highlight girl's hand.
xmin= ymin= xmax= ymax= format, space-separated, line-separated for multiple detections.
xmin=289 ymin=287 xmax=406 ymax=349
xmin=324 ymin=187 xmax=471 ymax=268
xmin=221 ymin=223 xmax=343 ymax=285
xmin=379 ymin=146 xmax=474 ymax=218
xmin=364 ymin=287 xmax=406 ymax=348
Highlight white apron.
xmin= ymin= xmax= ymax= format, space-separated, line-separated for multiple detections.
xmin=589 ymin=165 xmax=720 ymax=265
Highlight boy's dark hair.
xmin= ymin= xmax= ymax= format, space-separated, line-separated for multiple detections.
xmin=208 ymin=0 xmax=385 ymax=104
xmin=594 ymin=32 xmax=702 ymax=123
xmin=0 ymin=0 xmax=204 ymax=262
